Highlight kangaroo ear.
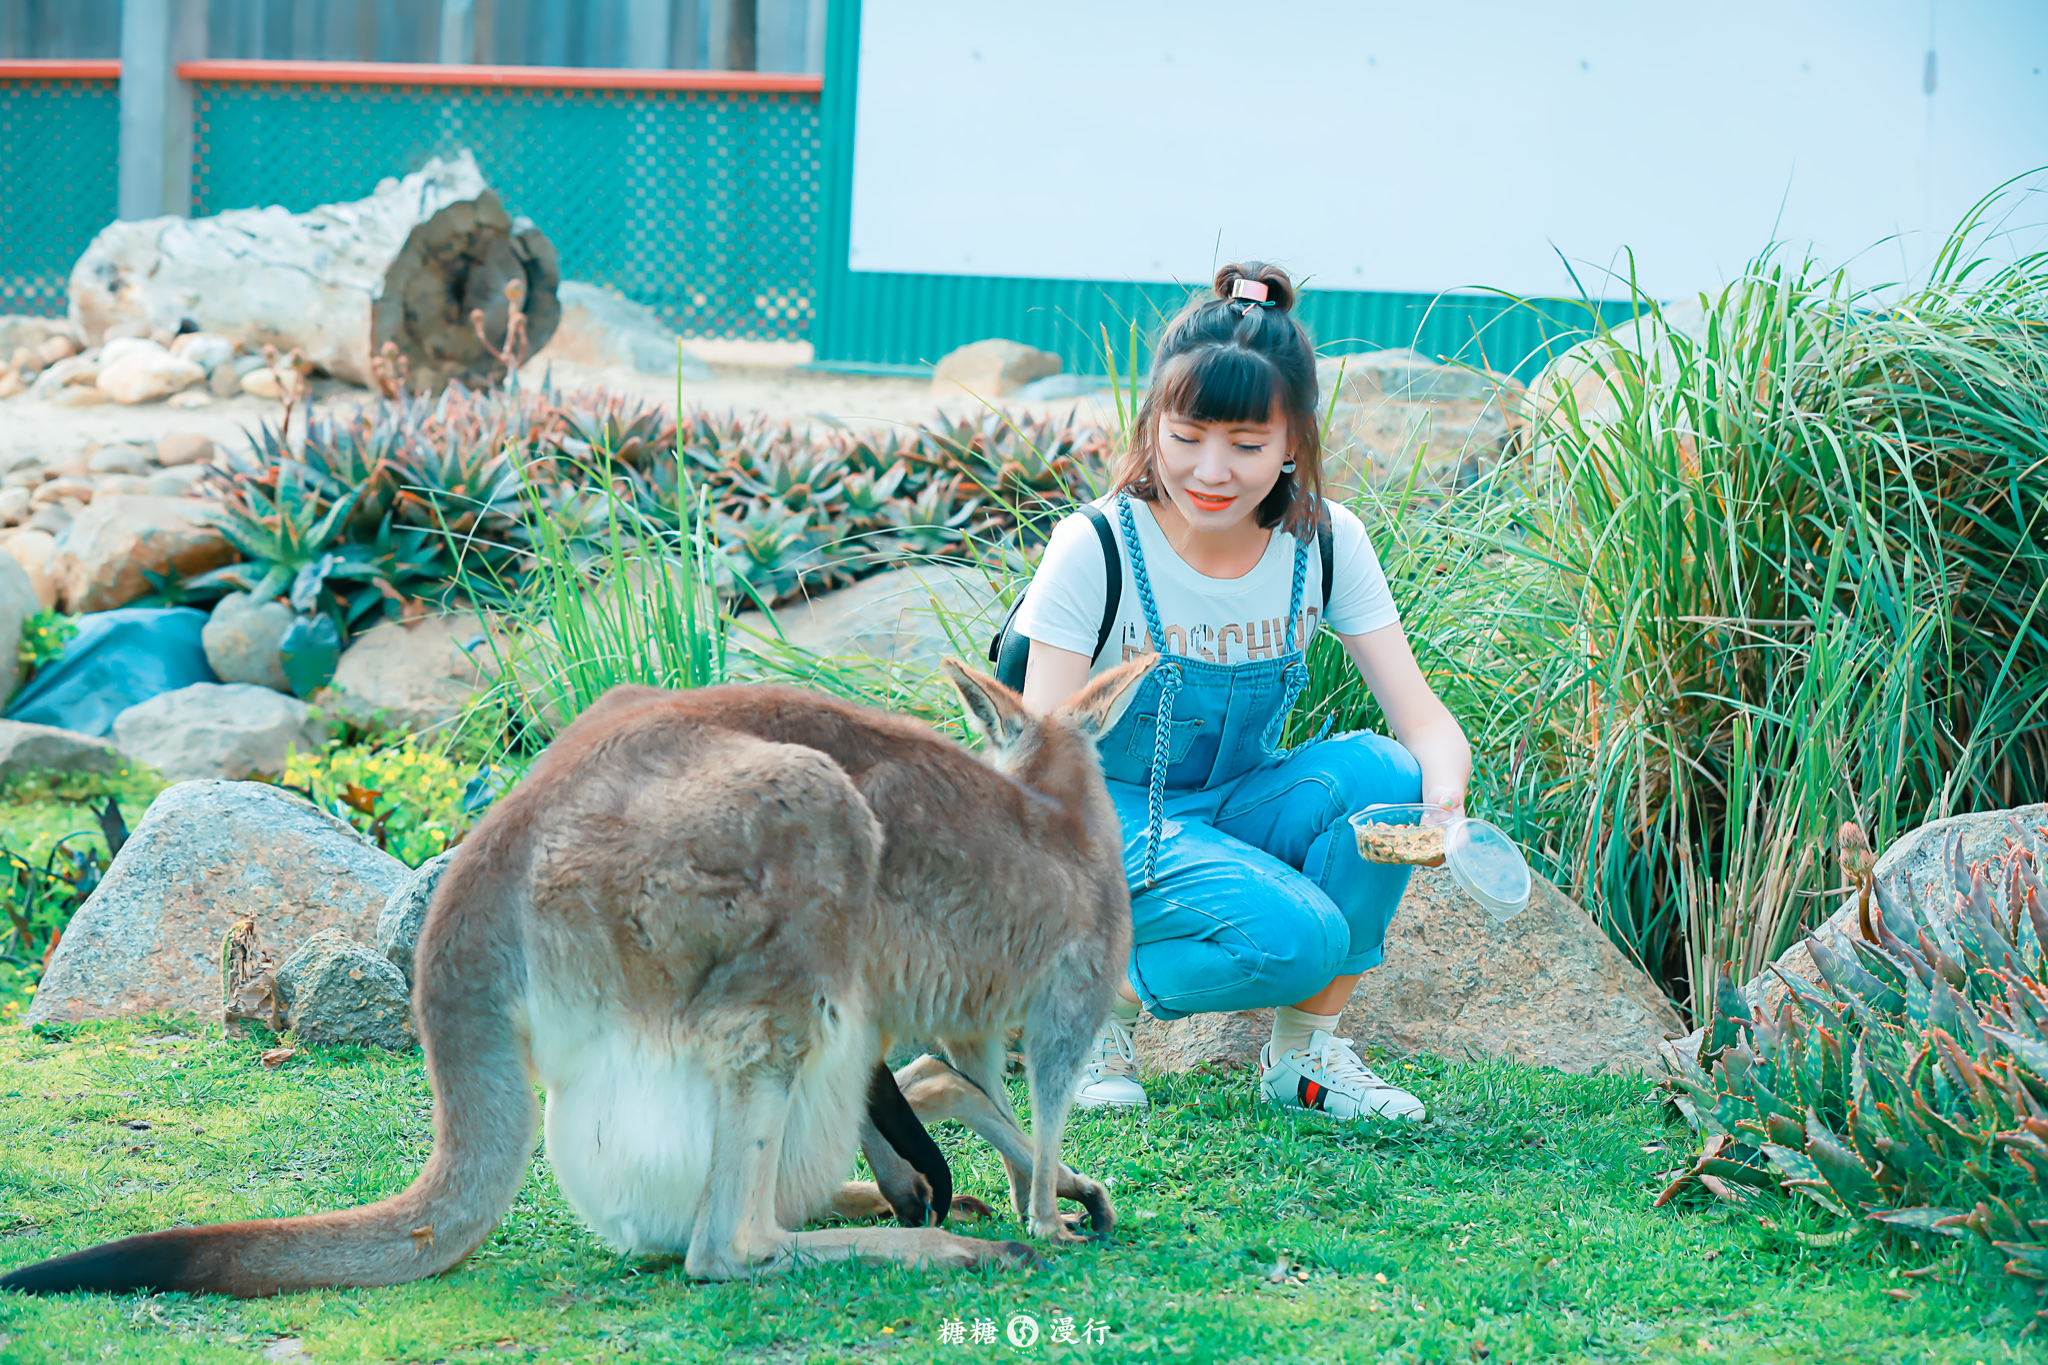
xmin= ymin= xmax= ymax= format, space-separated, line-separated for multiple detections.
xmin=942 ymin=657 xmax=1029 ymax=750
xmin=1054 ymin=655 xmax=1155 ymax=741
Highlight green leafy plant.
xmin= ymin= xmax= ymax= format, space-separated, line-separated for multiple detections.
xmin=1662 ymin=818 xmax=2048 ymax=1283
xmin=14 ymin=608 xmax=75 ymax=684
xmin=280 ymin=738 xmax=474 ymax=868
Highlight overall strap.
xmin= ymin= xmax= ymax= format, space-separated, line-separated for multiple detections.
xmin=1115 ymin=494 xmax=1179 ymax=890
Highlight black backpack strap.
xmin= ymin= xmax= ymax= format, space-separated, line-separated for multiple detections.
xmin=1079 ymin=504 xmax=1123 ymax=662
xmin=988 ymin=503 xmax=1122 ymax=691
xmin=1316 ymin=498 xmax=1334 ymax=613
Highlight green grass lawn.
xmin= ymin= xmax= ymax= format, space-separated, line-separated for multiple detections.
xmin=0 ymin=1020 xmax=2035 ymax=1365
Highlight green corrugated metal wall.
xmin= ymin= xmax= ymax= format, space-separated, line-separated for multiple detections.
xmin=0 ymin=76 xmax=119 ymax=317
xmin=808 ymin=0 xmax=1620 ymax=379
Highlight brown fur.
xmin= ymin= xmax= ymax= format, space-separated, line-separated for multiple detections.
xmin=0 ymin=659 xmax=1147 ymax=1296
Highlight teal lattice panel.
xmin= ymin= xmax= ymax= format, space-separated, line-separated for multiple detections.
xmin=0 ymin=78 xmax=118 ymax=317
xmin=190 ymin=81 xmax=820 ymax=342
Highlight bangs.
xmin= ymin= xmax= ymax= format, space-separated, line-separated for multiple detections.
xmin=1151 ymin=345 xmax=1277 ymax=426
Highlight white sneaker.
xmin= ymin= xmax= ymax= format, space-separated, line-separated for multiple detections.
xmin=1072 ymin=1011 xmax=1149 ymax=1109
xmin=1258 ymin=1030 xmax=1425 ymax=1121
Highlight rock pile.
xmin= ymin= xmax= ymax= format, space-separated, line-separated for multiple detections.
xmin=0 ymin=323 xmax=280 ymax=412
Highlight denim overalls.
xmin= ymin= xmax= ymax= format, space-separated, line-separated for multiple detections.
xmin=1095 ymin=495 xmax=1423 ymax=1021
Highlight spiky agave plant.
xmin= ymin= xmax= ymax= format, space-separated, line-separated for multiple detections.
xmin=1662 ymin=817 xmax=2048 ymax=1282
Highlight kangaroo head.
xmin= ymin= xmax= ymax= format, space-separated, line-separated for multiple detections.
xmin=941 ymin=656 xmax=1154 ymax=784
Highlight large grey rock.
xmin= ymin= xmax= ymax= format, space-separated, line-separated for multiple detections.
xmin=0 ymin=719 xmax=124 ymax=781
xmin=932 ymin=339 xmax=1060 ymax=398
xmin=734 ymin=565 xmax=1003 ymax=672
xmin=1136 ymin=865 xmax=1684 ymax=1078
xmin=540 ymin=281 xmax=712 ymax=378
xmin=202 ymin=592 xmax=293 ymax=690
xmin=318 ymin=613 xmax=490 ymax=734
xmin=1663 ymin=803 xmax=2048 ymax=1068
xmin=26 ymin=781 xmax=409 ymax=1025
xmin=0 ymin=551 xmax=37 ymax=704
xmin=275 ymin=927 xmax=416 ymax=1050
xmin=377 ymin=850 xmax=455 ymax=988
xmin=1315 ymin=350 xmax=1526 ymax=496
xmin=46 ymin=494 xmax=234 ymax=614
xmin=113 ymin=682 xmax=326 ymax=781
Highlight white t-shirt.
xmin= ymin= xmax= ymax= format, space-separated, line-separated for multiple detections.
xmin=1013 ymin=496 xmax=1401 ymax=675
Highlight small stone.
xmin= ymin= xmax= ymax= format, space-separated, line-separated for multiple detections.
xmin=94 ymin=474 xmax=152 ymax=497
xmin=98 ymin=346 xmax=207 ymax=404
xmin=275 ymin=928 xmax=416 ymax=1050
xmin=208 ymin=364 xmax=242 ymax=398
xmin=203 ymin=591 xmax=294 ymax=691
xmin=144 ymin=472 xmax=195 ymax=497
xmin=25 ymin=781 xmax=407 ymax=1025
xmin=2 ymin=528 xmax=58 ymax=608
xmin=231 ymin=353 xmax=268 ymax=378
xmin=9 ymin=346 xmax=35 ymax=373
xmin=0 ymin=369 xmax=23 ymax=399
xmin=168 ymin=332 xmax=236 ymax=373
xmin=167 ymin=390 xmax=214 ymax=409
xmin=0 ymin=486 xmax=29 ymax=526
xmin=113 ymin=682 xmax=326 ymax=782
xmin=932 ymin=339 xmax=1061 ymax=398
xmin=87 ymin=444 xmax=151 ymax=476
xmin=51 ymin=385 xmax=108 ymax=408
xmin=154 ymin=431 xmax=216 ymax=467
xmin=31 ymin=478 xmax=94 ymax=506
xmin=31 ymin=355 xmax=99 ymax=395
xmin=28 ymin=505 xmax=73 ymax=535
xmin=0 ymin=718 xmax=124 ymax=781
xmin=240 ymin=367 xmax=284 ymax=399
xmin=36 ymin=335 xmax=77 ymax=365
xmin=376 ymin=850 xmax=455 ymax=987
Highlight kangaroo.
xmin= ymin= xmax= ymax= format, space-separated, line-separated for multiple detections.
xmin=0 ymin=659 xmax=1146 ymax=1296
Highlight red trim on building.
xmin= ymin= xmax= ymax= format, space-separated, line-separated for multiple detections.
xmin=175 ymin=60 xmax=821 ymax=92
xmin=0 ymin=60 xmax=122 ymax=79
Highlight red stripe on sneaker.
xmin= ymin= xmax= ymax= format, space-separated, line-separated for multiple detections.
xmin=1298 ymin=1078 xmax=1324 ymax=1110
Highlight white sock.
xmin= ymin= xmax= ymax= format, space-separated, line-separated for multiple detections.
xmin=1109 ymin=994 xmax=1140 ymax=1027
xmin=1269 ymin=1006 xmax=1340 ymax=1060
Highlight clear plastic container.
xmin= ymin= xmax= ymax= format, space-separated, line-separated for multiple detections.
xmin=1348 ymin=802 xmax=1532 ymax=923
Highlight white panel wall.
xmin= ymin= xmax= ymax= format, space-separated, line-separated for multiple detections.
xmin=850 ymin=0 xmax=2048 ymax=298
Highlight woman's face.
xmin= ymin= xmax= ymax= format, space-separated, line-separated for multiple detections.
xmin=1154 ymin=408 xmax=1290 ymax=533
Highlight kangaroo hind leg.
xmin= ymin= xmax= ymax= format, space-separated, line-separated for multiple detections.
xmin=897 ymin=1054 xmax=1113 ymax=1238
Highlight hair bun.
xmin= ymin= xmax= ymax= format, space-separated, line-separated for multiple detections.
xmin=1213 ymin=261 xmax=1297 ymax=314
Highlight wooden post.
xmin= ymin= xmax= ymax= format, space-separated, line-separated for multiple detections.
xmin=117 ymin=0 xmax=206 ymax=220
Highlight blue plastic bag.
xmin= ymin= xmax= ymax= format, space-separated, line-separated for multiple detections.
xmin=4 ymin=607 xmax=218 ymax=738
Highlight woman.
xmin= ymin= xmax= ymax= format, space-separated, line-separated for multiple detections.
xmin=1009 ymin=262 xmax=1471 ymax=1120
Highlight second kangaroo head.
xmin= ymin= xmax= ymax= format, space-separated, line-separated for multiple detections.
xmin=941 ymin=657 xmax=1154 ymax=786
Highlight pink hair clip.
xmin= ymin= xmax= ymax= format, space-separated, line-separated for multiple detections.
xmin=1231 ymin=278 xmax=1270 ymax=303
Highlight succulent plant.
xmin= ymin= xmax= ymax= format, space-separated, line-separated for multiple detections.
xmin=1661 ymin=818 xmax=2048 ymax=1282
xmin=200 ymin=378 xmax=1118 ymax=620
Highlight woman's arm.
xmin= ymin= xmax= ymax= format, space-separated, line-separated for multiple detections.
xmin=1021 ymin=640 xmax=1095 ymax=716
xmin=1337 ymin=624 xmax=1472 ymax=813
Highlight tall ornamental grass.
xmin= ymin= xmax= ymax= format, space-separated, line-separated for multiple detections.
xmin=1515 ymin=191 xmax=2047 ymax=1010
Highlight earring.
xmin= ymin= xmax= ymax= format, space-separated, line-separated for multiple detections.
xmin=1280 ymin=459 xmax=1296 ymax=473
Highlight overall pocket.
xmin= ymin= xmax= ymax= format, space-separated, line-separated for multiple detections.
xmin=1126 ymin=715 xmax=1204 ymax=766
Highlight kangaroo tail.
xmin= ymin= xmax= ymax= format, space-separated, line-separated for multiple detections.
xmin=0 ymin=831 xmax=539 ymax=1297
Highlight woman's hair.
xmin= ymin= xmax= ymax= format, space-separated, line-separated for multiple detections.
xmin=1110 ymin=261 xmax=1324 ymax=535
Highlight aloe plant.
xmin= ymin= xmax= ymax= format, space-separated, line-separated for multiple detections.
xmin=1662 ymin=818 xmax=2048 ymax=1281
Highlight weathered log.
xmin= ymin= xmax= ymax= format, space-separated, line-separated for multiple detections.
xmin=67 ymin=151 xmax=560 ymax=394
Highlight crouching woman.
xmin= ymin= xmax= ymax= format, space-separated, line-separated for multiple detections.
xmin=1011 ymin=262 xmax=1471 ymax=1120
